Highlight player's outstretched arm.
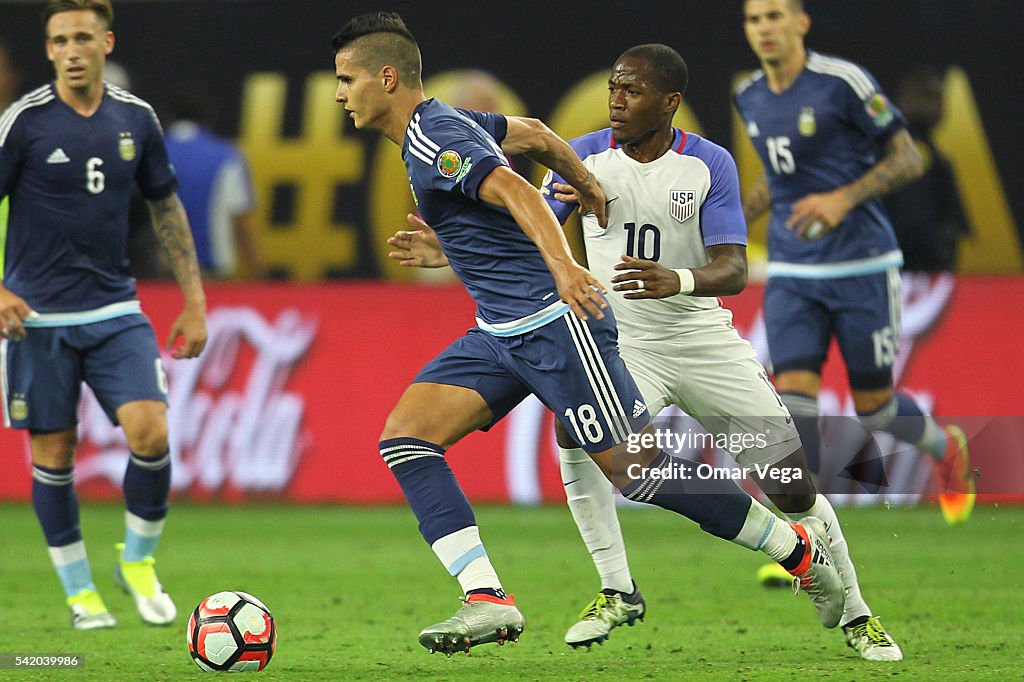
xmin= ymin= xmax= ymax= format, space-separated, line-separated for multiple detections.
xmin=611 ymin=244 xmax=748 ymax=299
xmin=502 ymin=116 xmax=607 ymax=227
xmin=478 ymin=166 xmax=607 ymax=321
xmin=147 ymin=193 xmax=208 ymax=359
xmin=387 ymin=214 xmax=450 ymax=268
xmin=787 ymin=129 xmax=924 ymax=239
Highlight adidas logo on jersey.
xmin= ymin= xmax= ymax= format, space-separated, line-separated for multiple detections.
xmin=632 ymin=399 xmax=647 ymax=419
xmin=46 ymin=148 xmax=70 ymax=164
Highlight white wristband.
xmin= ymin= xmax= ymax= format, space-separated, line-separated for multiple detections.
xmin=673 ymin=268 xmax=695 ymax=295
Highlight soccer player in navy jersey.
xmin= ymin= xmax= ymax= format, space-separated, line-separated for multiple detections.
xmin=335 ymin=12 xmax=843 ymax=656
xmin=0 ymin=0 xmax=207 ymax=629
xmin=735 ymin=0 xmax=974 ymax=523
xmin=390 ymin=43 xmax=902 ymax=661
xmin=735 ymin=0 xmax=974 ymax=645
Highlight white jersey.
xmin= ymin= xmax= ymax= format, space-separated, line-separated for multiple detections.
xmin=544 ymin=129 xmax=747 ymax=345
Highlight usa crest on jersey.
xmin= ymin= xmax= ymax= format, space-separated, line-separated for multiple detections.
xmin=669 ymin=189 xmax=696 ymax=223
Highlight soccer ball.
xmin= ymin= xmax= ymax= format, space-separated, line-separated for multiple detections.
xmin=187 ymin=591 xmax=277 ymax=672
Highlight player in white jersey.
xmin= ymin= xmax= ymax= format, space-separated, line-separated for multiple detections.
xmin=389 ymin=43 xmax=901 ymax=662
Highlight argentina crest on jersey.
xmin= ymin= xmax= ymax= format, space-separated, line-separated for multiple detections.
xmin=669 ymin=189 xmax=696 ymax=223
xmin=798 ymin=107 xmax=816 ymax=137
xmin=118 ymin=132 xmax=136 ymax=161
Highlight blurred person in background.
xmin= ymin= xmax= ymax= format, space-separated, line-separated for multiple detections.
xmin=734 ymin=0 xmax=974 ymax=534
xmin=0 ymin=0 xmax=207 ymax=629
xmin=164 ymin=93 xmax=263 ymax=279
xmin=0 ymin=38 xmax=24 ymax=243
xmin=0 ymin=38 xmax=22 ymax=112
xmin=884 ymin=65 xmax=970 ymax=275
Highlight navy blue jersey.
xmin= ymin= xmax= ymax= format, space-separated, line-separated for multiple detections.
xmin=0 ymin=82 xmax=177 ymax=312
xmin=734 ymin=51 xmax=907 ymax=278
xmin=404 ymin=99 xmax=567 ymax=335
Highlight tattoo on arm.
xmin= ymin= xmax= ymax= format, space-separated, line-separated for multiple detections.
xmin=743 ymin=175 xmax=771 ymax=222
xmin=147 ymin=194 xmax=205 ymax=304
xmin=841 ymin=129 xmax=924 ymax=208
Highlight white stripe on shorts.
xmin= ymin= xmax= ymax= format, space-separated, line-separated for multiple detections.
xmin=563 ymin=313 xmax=631 ymax=444
xmin=0 ymin=339 xmax=8 ymax=428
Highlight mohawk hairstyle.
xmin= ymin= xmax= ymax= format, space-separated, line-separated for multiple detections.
xmin=331 ymin=11 xmax=422 ymax=87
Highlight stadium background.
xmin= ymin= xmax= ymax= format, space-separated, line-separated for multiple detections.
xmin=0 ymin=0 xmax=1021 ymax=506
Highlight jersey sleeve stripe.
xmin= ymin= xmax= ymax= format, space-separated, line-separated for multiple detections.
xmin=406 ymin=142 xmax=434 ymax=165
xmin=410 ymin=114 xmax=441 ymax=152
xmin=104 ymin=83 xmax=164 ymax=130
xmin=407 ymin=129 xmax=438 ymax=164
xmin=806 ymin=53 xmax=875 ymax=99
xmin=733 ymin=69 xmax=765 ymax=97
xmin=0 ymin=87 xmax=54 ymax=146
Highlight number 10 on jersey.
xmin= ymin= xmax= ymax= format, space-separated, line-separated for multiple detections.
xmin=624 ymin=222 xmax=661 ymax=261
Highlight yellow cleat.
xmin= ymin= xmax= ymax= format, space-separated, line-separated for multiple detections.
xmin=114 ymin=543 xmax=177 ymax=625
xmin=933 ymin=425 xmax=976 ymax=525
xmin=67 ymin=589 xmax=117 ymax=630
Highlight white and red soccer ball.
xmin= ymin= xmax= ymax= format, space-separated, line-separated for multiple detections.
xmin=187 ymin=591 xmax=277 ymax=672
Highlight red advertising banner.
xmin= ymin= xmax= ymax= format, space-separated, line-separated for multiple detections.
xmin=1 ymin=276 xmax=1022 ymax=504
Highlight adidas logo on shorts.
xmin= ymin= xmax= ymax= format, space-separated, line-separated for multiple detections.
xmin=632 ymin=399 xmax=647 ymax=419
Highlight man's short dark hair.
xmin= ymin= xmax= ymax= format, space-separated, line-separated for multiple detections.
xmin=331 ymin=11 xmax=422 ymax=88
xmin=43 ymin=0 xmax=114 ymax=32
xmin=616 ymin=44 xmax=688 ymax=96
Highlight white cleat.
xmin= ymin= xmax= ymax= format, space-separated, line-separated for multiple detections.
xmin=790 ymin=517 xmax=845 ymax=629
xmin=418 ymin=593 xmax=524 ymax=656
xmin=844 ymin=615 xmax=904 ymax=661
xmin=565 ymin=584 xmax=646 ymax=648
xmin=114 ymin=544 xmax=177 ymax=626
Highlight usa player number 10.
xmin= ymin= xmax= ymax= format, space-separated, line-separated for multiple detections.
xmin=624 ymin=222 xmax=661 ymax=261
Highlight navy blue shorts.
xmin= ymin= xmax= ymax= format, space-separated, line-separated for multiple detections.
xmin=2 ymin=314 xmax=168 ymax=431
xmin=764 ymin=268 xmax=901 ymax=390
xmin=414 ymin=310 xmax=649 ymax=453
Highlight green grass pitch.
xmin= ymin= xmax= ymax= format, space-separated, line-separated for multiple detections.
xmin=0 ymin=502 xmax=1021 ymax=680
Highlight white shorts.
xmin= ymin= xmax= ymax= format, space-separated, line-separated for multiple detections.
xmin=621 ymin=323 xmax=800 ymax=468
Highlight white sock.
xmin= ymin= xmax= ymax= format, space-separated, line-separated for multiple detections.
xmin=430 ymin=526 xmax=502 ymax=594
xmin=734 ymin=498 xmax=799 ymax=562
xmin=789 ymin=494 xmax=871 ymax=624
xmin=559 ymin=446 xmax=633 ymax=594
